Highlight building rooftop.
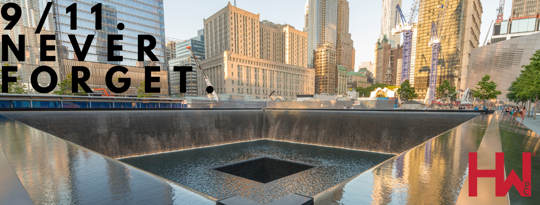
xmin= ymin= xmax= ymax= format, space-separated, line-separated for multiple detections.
xmin=347 ymin=71 xmax=366 ymax=77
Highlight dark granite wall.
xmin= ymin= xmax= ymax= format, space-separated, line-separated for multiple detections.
xmin=1 ymin=110 xmax=479 ymax=158
xmin=1 ymin=110 xmax=264 ymax=158
xmin=263 ymin=110 xmax=479 ymax=154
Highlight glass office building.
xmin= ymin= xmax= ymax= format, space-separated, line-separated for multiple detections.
xmin=305 ymin=0 xmax=338 ymax=68
xmin=53 ymin=0 xmax=168 ymax=95
xmin=169 ymin=30 xmax=204 ymax=96
xmin=55 ymin=0 xmax=166 ymax=67
xmin=0 ymin=0 xmax=59 ymax=93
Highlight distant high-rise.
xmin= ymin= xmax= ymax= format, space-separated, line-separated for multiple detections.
xmin=305 ymin=0 xmax=338 ymax=68
xmin=336 ymin=0 xmax=355 ymax=72
xmin=380 ymin=0 xmax=402 ymax=48
xmin=375 ymin=36 xmax=401 ymax=85
xmin=511 ymin=0 xmax=540 ymax=19
xmin=168 ymin=30 xmax=204 ymax=96
xmin=314 ymin=45 xmax=337 ymax=94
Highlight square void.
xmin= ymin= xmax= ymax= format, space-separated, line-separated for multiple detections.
xmin=212 ymin=157 xmax=315 ymax=183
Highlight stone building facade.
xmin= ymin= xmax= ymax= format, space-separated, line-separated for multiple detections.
xmin=199 ymin=3 xmax=315 ymax=100
xmin=464 ymin=32 xmax=540 ymax=101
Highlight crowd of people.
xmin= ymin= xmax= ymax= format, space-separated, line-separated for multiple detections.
xmin=504 ymin=106 xmax=527 ymax=123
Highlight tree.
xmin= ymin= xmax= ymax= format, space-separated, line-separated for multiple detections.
xmin=0 ymin=63 xmax=28 ymax=94
xmin=436 ymin=80 xmax=457 ymax=104
xmin=510 ymin=49 xmax=540 ymax=119
xmin=53 ymin=74 xmax=88 ymax=96
xmin=471 ymin=74 xmax=502 ymax=109
xmin=397 ymin=80 xmax=417 ymax=102
xmin=137 ymin=81 xmax=154 ymax=98
xmin=354 ymin=83 xmax=390 ymax=97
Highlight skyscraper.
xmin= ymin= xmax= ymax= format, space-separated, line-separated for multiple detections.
xmin=381 ymin=0 xmax=402 ymax=48
xmin=305 ymin=0 xmax=338 ymax=68
xmin=0 ymin=1 xmax=58 ymax=93
xmin=54 ymin=0 xmax=168 ymax=96
xmin=336 ymin=0 xmax=355 ymax=72
xmin=413 ymin=0 xmax=482 ymax=98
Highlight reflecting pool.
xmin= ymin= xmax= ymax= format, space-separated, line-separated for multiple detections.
xmin=120 ymin=140 xmax=393 ymax=204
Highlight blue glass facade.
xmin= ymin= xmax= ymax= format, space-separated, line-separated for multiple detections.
xmin=305 ymin=0 xmax=337 ymax=68
xmin=55 ymin=0 xmax=166 ymax=68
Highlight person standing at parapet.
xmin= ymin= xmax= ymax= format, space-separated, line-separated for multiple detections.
xmin=521 ymin=106 xmax=527 ymax=123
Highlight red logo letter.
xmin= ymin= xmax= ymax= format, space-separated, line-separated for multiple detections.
xmin=468 ymin=152 xmax=531 ymax=197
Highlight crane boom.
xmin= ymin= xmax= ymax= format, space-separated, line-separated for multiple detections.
xmin=186 ymin=46 xmax=219 ymax=102
xmin=393 ymin=0 xmax=419 ymax=84
xmin=496 ymin=0 xmax=505 ymax=23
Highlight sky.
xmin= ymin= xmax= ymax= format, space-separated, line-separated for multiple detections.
xmin=164 ymin=0 xmax=510 ymax=70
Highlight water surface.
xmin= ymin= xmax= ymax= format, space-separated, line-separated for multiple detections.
xmin=121 ymin=140 xmax=393 ymax=204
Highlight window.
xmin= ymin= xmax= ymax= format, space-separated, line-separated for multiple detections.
xmin=12 ymin=101 xmax=30 ymax=108
xmin=0 ymin=101 xmax=10 ymax=108
xmin=32 ymin=101 xmax=61 ymax=108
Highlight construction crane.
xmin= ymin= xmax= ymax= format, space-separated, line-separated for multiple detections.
xmin=427 ymin=0 xmax=448 ymax=103
xmin=186 ymin=46 xmax=219 ymax=102
xmin=392 ymin=0 xmax=419 ymax=84
xmin=93 ymin=88 xmax=114 ymax=97
xmin=496 ymin=0 xmax=505 ymax=23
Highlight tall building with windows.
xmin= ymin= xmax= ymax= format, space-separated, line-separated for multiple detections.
xmin=375 ymin=36 xmax=402 ymax=85
xmin=314 ymin=44 xmax=337 ymax=94
xmin=0 ymin=1 xmax=59 ymax=93
xmin=381 ymin=0 xmax=402 ymax=48
xmin=511 ymin=0 xmax=540 ymax=19
xmin=413 ymin=0 xmax=482 ymax=98
xmin=260 ymin=21 xmax=308 ymax=68
xmin=168 ymin=30 xmax=204 ymax=96
xmin=54 ymin=0 xmax=168 ymax=96
xmin=337 ymin=0 xmax=355 ymax=72
xmin=305 ymin=0 xmax=338 ymax=68
xmin=337 ymin=65 xmax=347 ymax=94
xmin=199 ymin=3 xmax=315 ymax=101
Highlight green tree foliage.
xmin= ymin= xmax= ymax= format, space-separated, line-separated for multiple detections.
xmin=507 ymin=83 xmax=529 ymax=104
xmin=507 ymin=49 xmax=540 ymax=119
xmin=397 ymin=80 xmax=417 ymax=102
xmin=436 ymin=80 xmax=457 ymax=103
xmin=472 ymin=74 xmax=502 ymax=108
xmin=53 ymin=74 xmax=88 ymax=96
xmin=354 ymin=83 xmax=391 ymax=97
xmin=137 ymin=81 xmax=154 ymax=98
xmin=0 ymin=63 xmax=28 ymax=94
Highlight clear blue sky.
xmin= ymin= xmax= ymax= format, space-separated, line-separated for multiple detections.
xmin=164 ymin=0 xmax=510 ymax=68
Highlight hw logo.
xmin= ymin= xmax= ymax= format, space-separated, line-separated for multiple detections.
xmin=469 ymin=152 xmax=531 ymax=197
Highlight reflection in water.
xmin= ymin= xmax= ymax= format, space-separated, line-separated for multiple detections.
xmin=316 ymin=114 xmax=490 ymax=204
xmin=498 ymin=114 xmax=540 ymax=204
xmin=0 ymin=116 xmax=214 ymax=205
